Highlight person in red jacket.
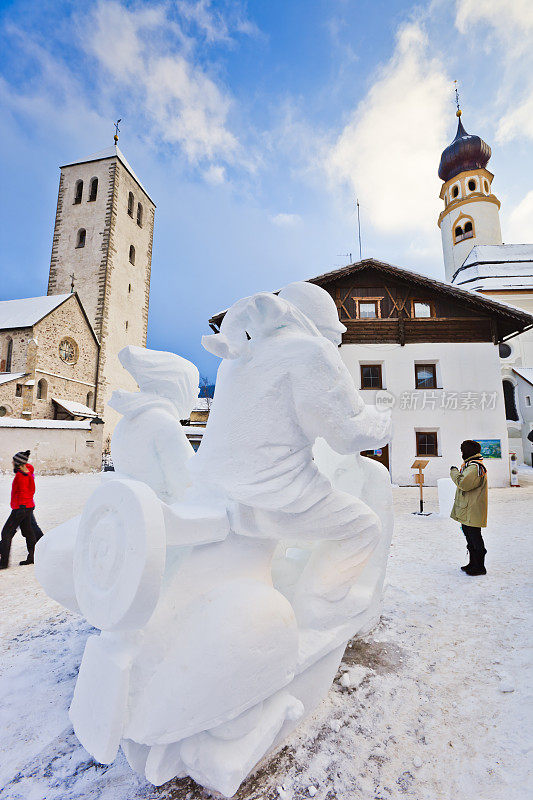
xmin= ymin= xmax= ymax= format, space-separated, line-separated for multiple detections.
xmin=0 ymin=450 xmax=38 ymax=569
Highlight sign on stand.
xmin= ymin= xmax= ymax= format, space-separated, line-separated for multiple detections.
xmin=411 ymin=459 xmax=431 ymax=515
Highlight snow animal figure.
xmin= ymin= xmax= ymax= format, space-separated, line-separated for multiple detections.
xmin=35 ymin=287 xmax=393 ymax=798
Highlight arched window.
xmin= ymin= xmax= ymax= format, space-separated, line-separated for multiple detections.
xmin=76 ymin=228 xmax=86 ymax=248
xmin=503 ymin=380 xmax=519 ymax=421
xmin=36 ymin=378 xmax=47 ymax=400
xmin=128 ymin=192 xmax=134 ymax=217
xmin=484 ymin=180 xmax=489 ymax=193
xmin=74 ymin=180 xmax=83 ymax=204
xmin=86 ymin=391 xmax=94 ymax=408
xmin=452 ymin=185 xmax=459 ymax=199
xmin=5 ymin=337 xmax=13 ymax=372
xmin=137 ymin=202 xmax=143 ymax=227
xmin=468 ymin=179 xmax=476 ymax=191
xmin=454 ymin=215 xmax=475 ymax=243
xmin=89 ymin=177 xmax=98 ymax=201
xmin=129 ymin=245 xmax=135 ymax=265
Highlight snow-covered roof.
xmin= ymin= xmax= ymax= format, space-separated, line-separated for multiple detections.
xmin=0 ymin=418 xmax=91 ymax=429
xmin=513 ymin=367 xmax=533 ymax=387
xmin=0 ymin=295 xmax=71 ymax=330
xmin=52 ymin=397 xmax=98 ymax=418
xmin=0 ymin=372 xmax=26 ymax=386
xmin=61 ymin=145 xmax=154 ymax=205
xmin=462 ymin=244 xmax=533 ymax=267
xmin=453 ymin=244 xmax=533 ymax=290
xmin=183 ymin=426 xmax=206 ymax=436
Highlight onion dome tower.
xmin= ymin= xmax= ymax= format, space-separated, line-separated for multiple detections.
xmin=438 ymin=88 xmax=502 ymax=283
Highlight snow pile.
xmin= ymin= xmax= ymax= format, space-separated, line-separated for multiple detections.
xmin=1 ymin=480 xmax=531 ymax=800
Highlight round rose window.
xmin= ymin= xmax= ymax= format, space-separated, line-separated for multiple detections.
xmin=59 ymin=337 xmax=78 ymax=364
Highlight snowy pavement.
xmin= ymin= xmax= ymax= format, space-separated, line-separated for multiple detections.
xmin=0 ymin=472 xmax=531 ymax=800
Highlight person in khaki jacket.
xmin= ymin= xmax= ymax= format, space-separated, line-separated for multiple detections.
xmin=450 ymin=440 xmax=488 ymax=576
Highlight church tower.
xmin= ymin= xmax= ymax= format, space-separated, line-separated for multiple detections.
xmin=47 ymin=138 xmax=155 ymax=431
xmin=438 ymin=107 xmax=502 ymax=282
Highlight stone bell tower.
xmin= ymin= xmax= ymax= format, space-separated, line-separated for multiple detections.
xmin=438 ymin=104 xmax=502 ymax=283
xmin=47 ymin=133 xmax=156 ymax=432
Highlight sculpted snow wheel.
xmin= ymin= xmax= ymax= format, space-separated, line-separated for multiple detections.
xmin=74 ymin=479 xmax=166 ymax=631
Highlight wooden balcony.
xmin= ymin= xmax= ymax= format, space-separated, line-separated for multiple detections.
xmin=341 ymin=317 xmax=493 ymax=345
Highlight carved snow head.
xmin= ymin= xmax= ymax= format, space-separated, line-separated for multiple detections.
xmin=202 ymin=292 xmax=320 ymax=359
xmin=279 ymin=282 xmax=346 ymax=345
xmin=118 ymin=345 xmax=199 ymax=417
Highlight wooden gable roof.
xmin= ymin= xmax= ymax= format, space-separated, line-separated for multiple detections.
xmin=209 ymin=258 xmax=533 ymax=345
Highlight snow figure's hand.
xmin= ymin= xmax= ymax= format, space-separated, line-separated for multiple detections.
xmin=350 ymin=405 xmax=392 ymax=452
xmin=74 ymin=478 xmax=166 ymax=632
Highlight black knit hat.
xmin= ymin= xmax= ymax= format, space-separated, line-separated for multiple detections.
xmin=460 ymin=440 xmax=481 ymax=460
xmin=13 ymin=450 xmax=31 ymax=466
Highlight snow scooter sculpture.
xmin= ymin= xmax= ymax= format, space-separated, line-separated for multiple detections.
xmin=35 ymin=283 xmax=393 ymax=798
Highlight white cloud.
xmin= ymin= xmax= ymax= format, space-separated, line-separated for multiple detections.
xmin=506 ymin=190 xmax=533 ymax=242
xmin=271 ymin=213 xmax=302 ymax=227
xmin=326 ymin=23 xmax=450 ymax=236
xmin=83 ymin=1 xmax=241 ymax=165
xmin=177 ymin=0 xmax=259 ymax=43
xmin=204 ymin=164 xmax=226 ymax=184
xmin=455 ymin=0 xmax=533 ymax=143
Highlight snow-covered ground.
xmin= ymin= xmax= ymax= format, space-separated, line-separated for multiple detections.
xmin=0 ymin=472 xmax=531 ymax=800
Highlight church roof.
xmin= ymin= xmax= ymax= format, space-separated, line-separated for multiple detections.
xmin=0 ymin=372 xmax=26 ymax=386
xmin=52 ymin=397 xmax=99 ymax=418
xmin=0 ymin=294 xmax=72 ymax=330
xmin=61 ymin=145 xmax=155 ymax=205
xmin=452 ymin=244 xmax=533 ymax=289
xmin=438 ymin=114 xmax=491 ymax=183
xmin=513 ymin=367 xmax=533 ymax=387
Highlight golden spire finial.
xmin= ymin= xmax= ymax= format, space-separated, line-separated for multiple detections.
xmin=114 ymin=118 xmax=121 ymax=144
xmin=454 ymin=81 xmax=462 ymax=117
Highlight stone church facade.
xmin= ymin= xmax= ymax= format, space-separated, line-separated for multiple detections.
xmin=0 ymin=143 xmax=155 ymax=443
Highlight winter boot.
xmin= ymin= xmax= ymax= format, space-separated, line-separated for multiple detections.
xmin=461 ymin=546 xmax=473 ymax=572
xmin=464 ymin=548 xmax=486 ymax=576
xmin=19 ymin=552 xmax=34 ymax=566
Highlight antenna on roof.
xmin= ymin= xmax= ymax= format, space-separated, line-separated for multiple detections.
xmin=336 ymin=253 xmax=353 ymax=264
xmin=356 ymin=198 xmax=362 ymax=261
xmin=70 ymin=273 xmax=75 ymax=293
xmin=114 ymin=118 xmax=122 ymax=144
xmin=454 ymin=80 xmax=462 ymax=117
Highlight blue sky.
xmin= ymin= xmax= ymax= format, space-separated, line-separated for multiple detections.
xmin=1 ymin=0 xmax=532 ymax=378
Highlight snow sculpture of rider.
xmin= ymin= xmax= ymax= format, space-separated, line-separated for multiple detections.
xmin=195 ymin=290 xmax=391 ymax=628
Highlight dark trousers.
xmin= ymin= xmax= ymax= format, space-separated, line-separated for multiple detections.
xmin=461 ymin=524 xmax=486 ymax=553
xmin=0 ymin=507 xmax=34 ymax=567
xmin=25 ymin=511 xmax=44 ymax=553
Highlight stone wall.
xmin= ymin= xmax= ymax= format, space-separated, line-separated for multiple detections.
xmin=0 ymin=419 xmax=104 ymax=474
xmin=94 ymin=159 xmax=155 ymax=433
xmin=33 ymin=294 xmax=99 ymax=418
xmin=0 ymin=329 xmax=31 ymax=375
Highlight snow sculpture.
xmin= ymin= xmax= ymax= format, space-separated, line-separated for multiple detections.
xmin=35 ymin=285 xmax=393 ymax=798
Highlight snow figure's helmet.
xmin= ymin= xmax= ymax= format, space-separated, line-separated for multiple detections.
xmin=202 ymin=292 xmax=320 ymax=359
xmin=279 ymin=282 xmax=346 ymax=345
xmin=118 ymin=345 xmax=199 ymax=418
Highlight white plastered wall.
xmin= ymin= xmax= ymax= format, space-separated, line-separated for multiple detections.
xmin=340 ymin=341 xmax=510 ymax=486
